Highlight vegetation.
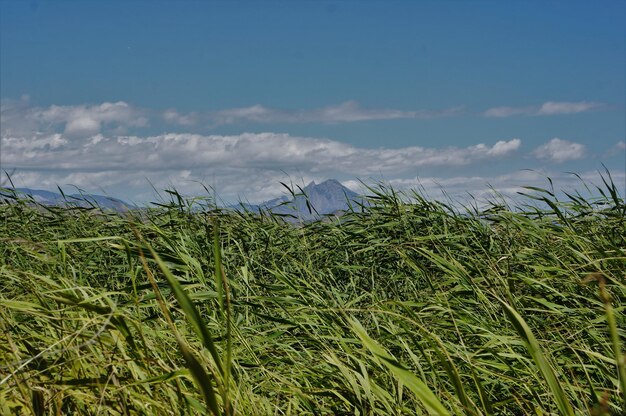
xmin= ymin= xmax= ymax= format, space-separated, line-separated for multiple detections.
xmin=1 ymin=177 xmax=625 ymax=415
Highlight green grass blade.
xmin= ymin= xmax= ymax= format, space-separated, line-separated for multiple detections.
xmin=499 ymin=300 xmax=575 ymax=416
xmin=350 ymin=318 xmax=451 ymax=415
xmin=179 ymin=343 xmax=220 ymax=415
xmin=145 ymin=243 xmax=224 ymax=377
xmin=595 ymin=275 xmax=626 ymax=412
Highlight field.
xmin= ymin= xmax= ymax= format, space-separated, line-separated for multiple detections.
xmin=1 ymin=179 xmax=625 ymax=415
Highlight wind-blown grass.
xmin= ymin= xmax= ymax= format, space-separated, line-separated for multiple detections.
xmin=0 ymin=178 xmax=625 ymax=415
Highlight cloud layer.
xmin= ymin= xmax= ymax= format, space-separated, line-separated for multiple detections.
xmin=2 ymin=126 xmax=525 ymax=202
xmin=2 ymin=131 xmax=521 ymax=173
xmin=1 ymin=99 xmax=463 ymax=134
xmin=163 ymin=101 xmax=465 ymax=127
xmin=2 ymin=99 xmax=609 ymax=138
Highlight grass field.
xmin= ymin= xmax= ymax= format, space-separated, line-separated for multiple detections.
xmin=1 ymin=178 xmax=625 ymax=415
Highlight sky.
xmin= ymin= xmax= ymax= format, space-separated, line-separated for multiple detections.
xmin=1 ymin=0 xmax=625 ymax=205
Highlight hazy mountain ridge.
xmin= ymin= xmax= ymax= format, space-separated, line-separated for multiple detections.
xmin=2 ymin=179 xmax=362 ymax=218
xmin=0 ymin=187 xmax=134 ymax=212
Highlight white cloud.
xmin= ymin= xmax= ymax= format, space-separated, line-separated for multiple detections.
xmin=64 ymin=117 xmax=102 ymax=136
xmin=533 ymin=138 xmax=586 ymax=163
xmin=484 ymin=101 xmax=604 ymax=118
xmin=164 ymin=101 xmax=464 ymax=126
xmin=617 ymin=141 xmax=625 ymax=150
xmin=487 ymin=138 xmax=521 ymax=156
xmin=1 ymin=100 xmax=148 ymax=137
xmin=42 ymin=101 xmax=149 ymax=136
xmin=536 ymin=101 xmax=602 ymax=115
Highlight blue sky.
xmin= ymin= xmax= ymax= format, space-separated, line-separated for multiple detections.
xmin=1 ymin=0 xmax=624 ymax=204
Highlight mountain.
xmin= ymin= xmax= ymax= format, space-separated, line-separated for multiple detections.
xmin=234 ymin=179 xmax=364 ymax=220
xmin=0 ymin=187 xmax=134 ymax=212
xmin=2 ymin=179 xmax=362 ymax=219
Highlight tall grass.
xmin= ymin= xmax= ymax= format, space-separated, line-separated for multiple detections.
xmin=1 ymin=178 xmax=625 ymax=414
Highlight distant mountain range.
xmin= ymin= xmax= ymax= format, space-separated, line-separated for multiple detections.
xmin=0 ymin=187 xmax=134 ymax=212
xmin=1 ymin=179 xmax=364 ymax=219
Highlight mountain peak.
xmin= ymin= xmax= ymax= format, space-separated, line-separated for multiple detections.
xmin=235 ymin=179 xmax=362 ymax=221
xmin=318 ymin=178 xmax=342 ymax=186
xmin=273 ymin=179 xmax=360 ymax=219
xmin=305 ymin=178 xmax=344 ymax=190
